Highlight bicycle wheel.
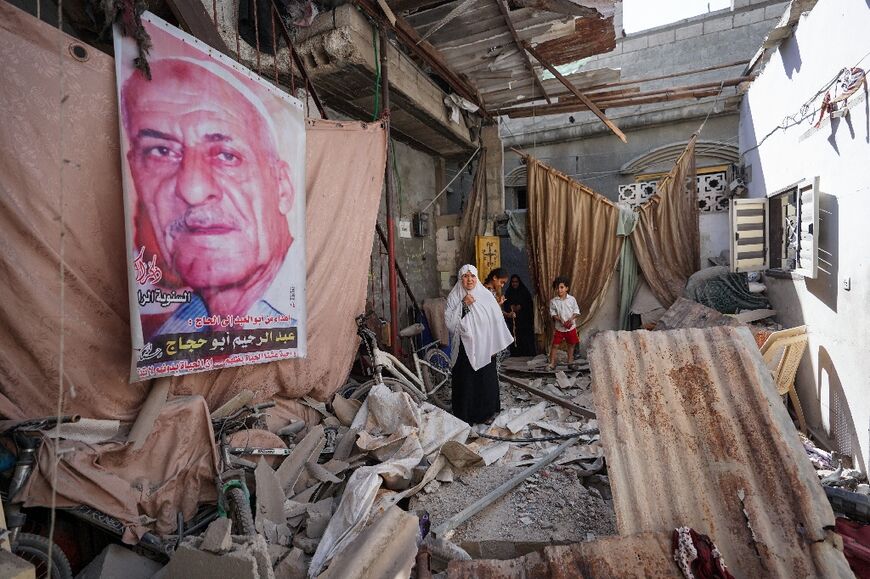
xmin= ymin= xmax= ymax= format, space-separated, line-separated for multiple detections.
xmin=424 ymin=349 xmax=452 ymax=411
xmin=348 ymin=377 xmax=422 ymax=405
xmin=12 ymin=532 xmax=73 ymax=579
xmin=225 ymin=487 xmax=256 ymax=535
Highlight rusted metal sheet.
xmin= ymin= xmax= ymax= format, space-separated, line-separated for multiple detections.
xmin=448 ymin=531 xmax=679 ymax=578
xmin=654 ymin=297 xmax=744 ymax=331
xmin=589 ymin=327 xmax=853 ymax=578
xmin=534 ymin=15 xmax=616 ymax=66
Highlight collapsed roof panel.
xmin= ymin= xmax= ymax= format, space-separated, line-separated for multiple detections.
xmin=404 ymin=0 xmax=620 ymax=109
xmin=588 ymin=327 xmax=852 ymax=578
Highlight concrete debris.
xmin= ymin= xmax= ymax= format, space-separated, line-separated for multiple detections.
xmin=319 ymin=506 xmax=418 ymax=579
xmin=331 ymin=393 xmax=362 ymax=426
xmin=174 ymin=357 xmax=606 ymax=578
xmin=164 ymin=535 xmax=275 ymax=579
xmin=0 ymin=550 xmax=36 ymax=579
xmin=76 ymin=543 xmax=162 ymax=579
xmin=272 ymin=548 xmax=307 ymax=579
xmin=199 ymin=518 xmax=233 ymax=554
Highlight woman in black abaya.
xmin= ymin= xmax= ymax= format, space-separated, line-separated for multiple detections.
xmin=503 ymin=274 xmax=536 ymax=356
xmin=445 ymin=264 xmax=514 ymax=424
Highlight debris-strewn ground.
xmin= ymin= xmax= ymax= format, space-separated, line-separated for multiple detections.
xmin=411 ymin=462 xmax=616 ymax=544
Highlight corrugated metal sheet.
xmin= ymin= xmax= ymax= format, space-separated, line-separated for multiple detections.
xmin=655 ymin=297 xmax=744 ymax=331
xmin=448 ymin=531 xmax=678 ymax=578
xmin=588 ymin=327 xmax=853 ymax=578
xmin=533 ymin=14 xmax=616 ymax=66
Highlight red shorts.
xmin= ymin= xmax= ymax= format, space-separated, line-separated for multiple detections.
xmin=552 ymin=328 xmax=579 ymax=346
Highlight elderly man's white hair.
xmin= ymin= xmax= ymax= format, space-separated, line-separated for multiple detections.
xmin=122 ymin=56 xmax=280 ymax=154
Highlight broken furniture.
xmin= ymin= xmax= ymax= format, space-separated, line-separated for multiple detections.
xmin=760 ymin=325 xmax=810 ymax=433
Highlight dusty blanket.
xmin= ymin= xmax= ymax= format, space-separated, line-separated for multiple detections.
xmin=24 ymin=396 xmax=218 ymax=543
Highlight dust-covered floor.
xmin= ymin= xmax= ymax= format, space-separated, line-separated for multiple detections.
xmin=412 ymin=360 xmax=617 ymax=546
xmin=411 ymin=462 xmax=616 ymax=544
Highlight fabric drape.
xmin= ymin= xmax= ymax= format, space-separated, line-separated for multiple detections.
xmin=630 ymin=136 xmax=700 ymax=308
xmin=617 ymin=206 xmax=639 ymax=331
xmin=458 ymin=154 xmax=487 ymax=265
xmin=0 ymin=4 xmax=386 ymax=423
xmin=526 ymin=157 xmax=622 ymax=335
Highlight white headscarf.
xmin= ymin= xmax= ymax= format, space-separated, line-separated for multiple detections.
xmin=445 ymin=264 xmax=514 ymax=371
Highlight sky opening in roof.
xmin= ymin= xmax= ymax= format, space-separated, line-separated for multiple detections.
xmin=622 ymin=0 xmax=732 ymax=34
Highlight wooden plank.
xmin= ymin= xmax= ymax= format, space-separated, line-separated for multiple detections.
xmin=523 ymin=41 xmax=626 ymax=142
xmin=499 ymin=373 xmax=596 ymax=419
xmin=164 ymin=0 xmax=231 ymax=57
xmin=504 ymin=88 xmax=723 ymax=118
xmin=354 ymin=0 xmax=487 ymax=114
xmin=495 ymin=0 xmax=550 ymax=104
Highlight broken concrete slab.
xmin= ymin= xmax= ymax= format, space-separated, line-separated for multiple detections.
xmin=255 ymin=459 xmax=289 ymax=543
xmin=305 ymin=461 xmax=342 ymax=484
xmin=199 ymin=518 xmax=233 ymax=554
xmin=505 ymin=402 xmax=547 ymax=434
xmin=276 ymin=425 xmax=325 ymax=495
xmin=163 ymin=535 xmax=275 ymax=579
xmin=555 ymin=371 xmax=575 ymax=390
xmin=76 ymin=543 xmax=162 ymax=579
xmin=331 ymin=394 xmax=363 ymax=427
xmin=273 ymin=547 xmax=307 ymax=579
xmin=319 ymin=506 xmax=418 ymax=579
xmin=305 ymin=498 xmax=334 ymax=539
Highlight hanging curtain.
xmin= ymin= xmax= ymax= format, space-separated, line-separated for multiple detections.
xmin=631 ymin=136 xmax=700 ymax=308
xmin=526 ymin=156 xmax=622 ymax=334
xmin=617 ymin=205 xmax=639 ymax=330
xmin=458 ymin=152 xmax=487 ymax=265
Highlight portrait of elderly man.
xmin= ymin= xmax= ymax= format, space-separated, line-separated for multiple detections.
xmin=120 ymin=57 xmax=304 ymax=342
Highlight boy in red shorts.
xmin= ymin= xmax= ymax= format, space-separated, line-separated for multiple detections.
xmin=548 ymin=276 xmax=581 ymax=369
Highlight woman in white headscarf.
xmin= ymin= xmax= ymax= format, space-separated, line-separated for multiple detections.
xmin=445 ymin=264 xmax=514 ymax=424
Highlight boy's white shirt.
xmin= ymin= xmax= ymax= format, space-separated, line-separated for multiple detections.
xmin=549 ymin=294 xmax=581 ymax=332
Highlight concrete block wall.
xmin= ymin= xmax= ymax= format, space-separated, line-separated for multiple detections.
xmin=505 ymin=0 xmax=789 ymax=143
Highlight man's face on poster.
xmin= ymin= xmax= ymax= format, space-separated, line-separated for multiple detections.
xmin=122 ymin=60 xmax=294 ymax=291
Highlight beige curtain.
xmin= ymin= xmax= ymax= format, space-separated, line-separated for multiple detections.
xmin=458 ymin=152 xmax=487 ymax=266
xmin=526 ymin=157 xmax=622 ymax=333
xmin=0 ymin=4 xmax=387 ymax=422
xmin=631 ymin=136 xmax=700 ymax=308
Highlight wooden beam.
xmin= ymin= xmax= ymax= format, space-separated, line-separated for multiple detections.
xmin=500 ymin=76 xmax=751 ymax=116
xmin=494 ymin=0 xmax=551 ymax=104
xmin=504 ymin=89 xmax=724 ymax=118
xmin=523 ymin=41 xmax=626 ymax=142
xmin=354 ymin=0 xmax=489 ymax=116
xmin=499 ymin=373 xmax=596 ymax=419
xmin=164 ymin=0 xmax=231 ymax=57
xmin=503 ymin=58 xmax=751 ymax=108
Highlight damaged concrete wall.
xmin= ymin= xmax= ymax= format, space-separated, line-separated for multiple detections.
xmin=739 ymin=0 xmax=870 ymax=470
xmin=368 ymin=140 xmax=442 ymax=323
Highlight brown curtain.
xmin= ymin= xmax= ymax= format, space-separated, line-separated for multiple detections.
xmin=526 ymin=157 xmax=622 ymax=333
xmin=0 ymin=4 xmax=386 ymax=422
xmin=631 ymin=136 xmax=700 ymax=308
xmin=458 ymin=152 xmax=486 ymax=266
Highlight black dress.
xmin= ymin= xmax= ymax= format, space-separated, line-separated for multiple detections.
xmin=504 ymin=279 xmax=536 ymax=357
xmin=451 ymin=343 xmax=501 ymax=425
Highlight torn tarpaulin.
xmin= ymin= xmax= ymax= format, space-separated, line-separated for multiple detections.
xmin=308 ymin=383 xmax=470 ymax=576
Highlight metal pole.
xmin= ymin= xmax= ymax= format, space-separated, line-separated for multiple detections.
xmin=380 ymin=27 xmax=401 ymax=356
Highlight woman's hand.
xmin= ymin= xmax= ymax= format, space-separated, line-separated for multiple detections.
xmin=463 ymin=294 xmax=476 ymax=306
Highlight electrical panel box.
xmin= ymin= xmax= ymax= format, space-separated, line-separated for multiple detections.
xmin=398 ymin=219 xmax=412 ymax=239
xmin=413 ymin=212 xmax=430 ymax=237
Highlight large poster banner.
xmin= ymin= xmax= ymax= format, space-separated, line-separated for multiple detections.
xmin=114 ymin=13 xmax=307 ymax=381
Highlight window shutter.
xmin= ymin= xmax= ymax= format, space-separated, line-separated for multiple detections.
xmin=793 ymin=177 xmax=819 ymax=278
xmin=730 ymin=198 xmax=769 ymax=273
